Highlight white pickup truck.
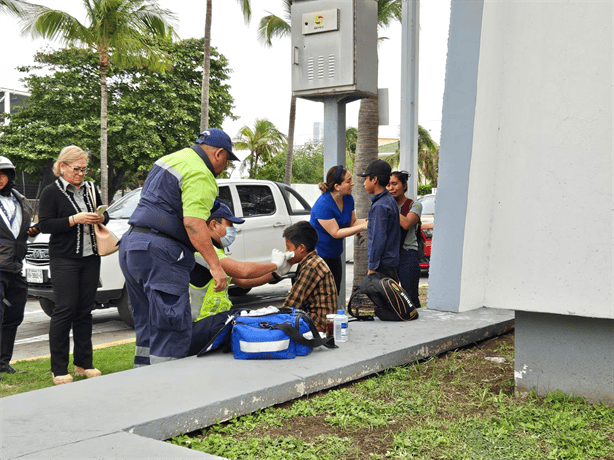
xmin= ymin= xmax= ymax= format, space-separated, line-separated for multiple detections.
xmin=23 ymin=179 xmax=312 ymax=327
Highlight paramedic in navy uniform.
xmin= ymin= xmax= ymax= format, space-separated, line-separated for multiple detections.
xmin=119 ymin=129 xmax=239 ymax=367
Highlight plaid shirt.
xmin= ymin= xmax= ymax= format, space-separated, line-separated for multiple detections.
xmin=283 ymin=250 xmax=338 ymax=331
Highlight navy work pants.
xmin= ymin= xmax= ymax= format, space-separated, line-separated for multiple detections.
xmin=119 ymin=228 xmax=195 ymax=367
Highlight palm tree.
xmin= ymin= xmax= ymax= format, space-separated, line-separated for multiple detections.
xmin=18 ymin=0 xmax=176 ymax=204
xmin=352 ymin=0 xmax=402 ymax=288
xmin=257 ymin=0 xmax=293 ymax=184
xmin=234 ymin=119 xmax=286 ymax=179
xmin=385 ymin=125 xmax=439 ymax=185
xmin=200 ymin=0 xmax=251 ymax=132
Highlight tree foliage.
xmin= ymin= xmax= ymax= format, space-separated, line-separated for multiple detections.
xmin=0 ymin=38 xmax=235 ymax=199
xmin=255 ymin=128 xmax=358 ymax=184
xmin=385 ymin=125 xmax=439 ymax=186
xmin=255 ymin=140 xmax=324 ymax=184
xmin=234 ymin=118 xmax=286 ymax=179
xmin=17 ymin=0 xmax=178 ymax=203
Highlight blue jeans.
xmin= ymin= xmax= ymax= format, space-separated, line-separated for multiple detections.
xmin=398 ymin=248 xmax=421 ymax=309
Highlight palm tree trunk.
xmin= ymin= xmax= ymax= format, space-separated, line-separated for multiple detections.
xmin=352 ymin=94 xmax=379 ymax=291
xmin=284 ymin=95 xmax=296 ymax=185
xmin=99 ymin=60 xmax=109 ymax=205
xmin=200 ymin=0 xmax=212 ymax=132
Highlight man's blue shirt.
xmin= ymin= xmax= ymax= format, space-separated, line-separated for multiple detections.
xmin=367 ymin=190 xmax=400 ymax=270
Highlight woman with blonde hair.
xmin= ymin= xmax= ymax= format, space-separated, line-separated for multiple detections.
xmin=38 ymin=146 xmax=109 ymax=385
xmin=309 ymin=165 xmax=367 ymax=293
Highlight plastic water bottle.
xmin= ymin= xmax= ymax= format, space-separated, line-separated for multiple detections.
xmin=334 ymin=309 xmax=349 ymax=343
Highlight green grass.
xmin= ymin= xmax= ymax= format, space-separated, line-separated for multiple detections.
xmin=0 ymin=342 xmax=135 ymax=398
xmin=4 ymin=334 xmax=613 ymax=460
xmin=169 ymin=337 xmax=614 ymax=460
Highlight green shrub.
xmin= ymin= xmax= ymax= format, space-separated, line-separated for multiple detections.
xmin=418 ymin=184 xmax=433 ymax=196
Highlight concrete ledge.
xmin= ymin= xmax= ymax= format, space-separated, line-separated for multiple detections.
xmin=1 ymin=307 xmax=513 ymax=459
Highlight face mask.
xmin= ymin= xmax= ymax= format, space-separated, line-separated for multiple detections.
xmin=216 ymin=225 xmax=237 ymax=247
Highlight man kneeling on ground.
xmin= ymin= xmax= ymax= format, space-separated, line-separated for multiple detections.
xmin=189 ymin=219 xmax=338 ymax=354
xmin=188 ymin=202 xmax=294 ymax=355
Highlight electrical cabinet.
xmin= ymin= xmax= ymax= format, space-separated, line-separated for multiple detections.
xmin=291 ymin=0 xmax=377 ymax=102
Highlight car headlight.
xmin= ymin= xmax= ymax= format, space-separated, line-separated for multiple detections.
xmin=422 ymin=228 xmax=433 ymax=238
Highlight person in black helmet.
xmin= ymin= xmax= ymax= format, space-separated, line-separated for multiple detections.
xmin=0 ymin=156 xmax=39 ymax=377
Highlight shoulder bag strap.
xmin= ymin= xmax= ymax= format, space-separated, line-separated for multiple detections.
xmin=400 ymin=198 xmax=413 ymax=216
xmin=87 ymin=182 xmax=97 ymax=209
xmin=197 ymin=313 xmax=239 ymax=357
xmin=271 ymin=310 xmax=337 ymax=349
xmin=347 ymin=285 xmax=376 ymax=321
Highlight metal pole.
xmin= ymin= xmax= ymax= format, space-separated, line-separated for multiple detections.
xmin=323 ymin=98 xmax=347 ymax=310
xmin=400 ymin=0 xmax=420 ymax=199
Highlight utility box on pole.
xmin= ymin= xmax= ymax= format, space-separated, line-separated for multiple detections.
xmin=291 ymin=0 xmax=378 ymax=102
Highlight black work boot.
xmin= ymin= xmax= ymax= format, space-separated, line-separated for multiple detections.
xmin=0 ymin=328 xmax=26 ymax=374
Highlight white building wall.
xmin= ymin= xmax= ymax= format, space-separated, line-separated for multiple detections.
xmin=431 ymin=1 xmax=613 ymax=319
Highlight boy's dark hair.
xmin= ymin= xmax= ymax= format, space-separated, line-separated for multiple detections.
xmin=370 ymin=174 xmax=390 ymax=187
xmin=282 ymin=221 xmax=319 ymax=252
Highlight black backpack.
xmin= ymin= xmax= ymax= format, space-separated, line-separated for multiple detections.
xmin=348 ymin=272 xmax=419 ymax=322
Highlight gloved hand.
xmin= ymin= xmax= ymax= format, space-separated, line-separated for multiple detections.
xmin=275 ymin=252 xmax=295 ymax=276
xmin=270 ymin=248 xmax=287 ymax=269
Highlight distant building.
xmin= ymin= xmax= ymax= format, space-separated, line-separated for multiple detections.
xmin=312 ymin=121 xmax=323 ymax=142
xmin=0 ymin=88 xmax=29 ymax=125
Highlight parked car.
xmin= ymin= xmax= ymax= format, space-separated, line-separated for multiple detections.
xmin=417 ymin=193 xmax=435 ymax=271
xmin=23 ymin=179 xmax=312 ymax=327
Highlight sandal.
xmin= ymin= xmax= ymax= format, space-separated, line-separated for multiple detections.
xmin=74 ymin=366 xmax=101 ymax=379
xmin=52 ymin=373 xmax=73 ymax=385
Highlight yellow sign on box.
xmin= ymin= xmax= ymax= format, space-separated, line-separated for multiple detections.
xmin=301 ymin=9 xmax=339 ymax=35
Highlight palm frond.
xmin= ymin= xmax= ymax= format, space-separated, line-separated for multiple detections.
xmin=127 ymin=1 xmax=178 ymax=38
xmin=257 ymin=13 xmax=291 ymax=46
xmin=377 ymin=0 xmax=402 ymax=29
xmin=20 ymin=8 xmax=91 ymax=44
xmin=236 ymin=0 xmax=251 ymax=24
xmin=0 ymin=0 xmax=40 ymax=17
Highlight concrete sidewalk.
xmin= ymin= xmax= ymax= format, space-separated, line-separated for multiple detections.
xmin=0 ymin=307 xmax=514 ymax=459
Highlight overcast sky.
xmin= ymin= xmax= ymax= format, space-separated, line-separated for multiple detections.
xmin=0 ymin=0 xmax=451 ymax=150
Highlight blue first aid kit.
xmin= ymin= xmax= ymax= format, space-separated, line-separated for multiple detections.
xmin=197 ymin=308 xmax=336 ymax=360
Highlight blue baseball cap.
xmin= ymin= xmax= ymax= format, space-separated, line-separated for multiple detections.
xmin=210 ymin=201 xmax=244 ymax=224
xmin=196 ymin=128 xmax=239 ymax=162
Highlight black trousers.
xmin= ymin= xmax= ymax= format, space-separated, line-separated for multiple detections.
xmin=49 ymin=256 xmax=100 ymax=375
xmin=322 ymin=257 xmax=342 ymax=294
xmin=398 ymin=249 xmax=421 ymax=309
xmin=375 ymin=264 xmax=399 ymax=283
xmin=0 ymin=271 xmax=28 ymax=365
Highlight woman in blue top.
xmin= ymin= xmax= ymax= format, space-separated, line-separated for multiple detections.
xmin=310 ymin=165 xmax=367 ymax=292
